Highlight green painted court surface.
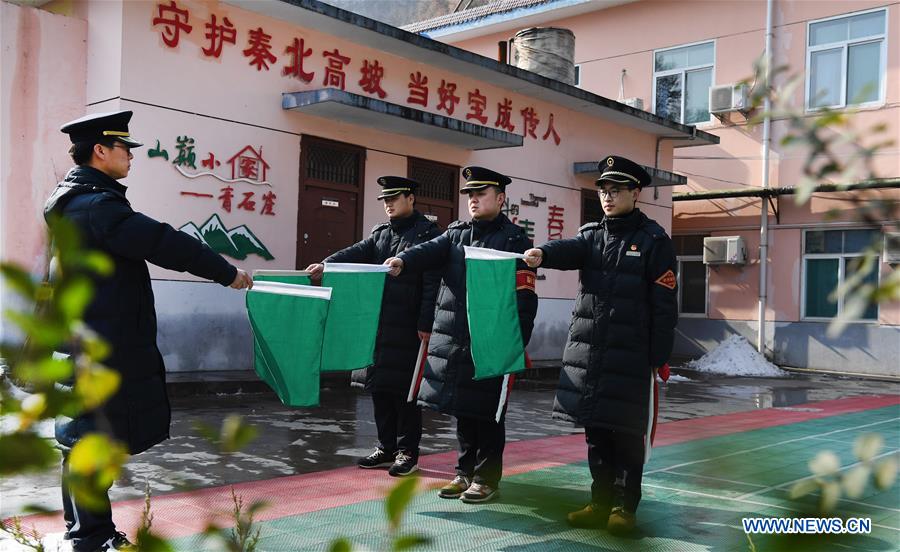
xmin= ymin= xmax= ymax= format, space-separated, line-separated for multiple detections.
xmin=170 ymin=404 xmax=900 ymax=551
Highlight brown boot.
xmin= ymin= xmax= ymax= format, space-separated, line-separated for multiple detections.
xmin=607 ymin=506 xmax=636 ymax=536
xmin=566 ymin=503 xmax=609 ymax=529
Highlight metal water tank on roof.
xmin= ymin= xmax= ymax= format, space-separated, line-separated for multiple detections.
xmin=509 ymin=27 xmax=576 ymax=85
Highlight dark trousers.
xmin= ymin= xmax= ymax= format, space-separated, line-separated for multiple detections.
xmin=372 ymin=391 xmax=422 ymax=459
xmin=61 ymin=449 xmax=116 ymax=552
xmin=585 ymin=426 xmax=645 ymax=513
xmin=455 ymin=415 xmax=506 ymax=487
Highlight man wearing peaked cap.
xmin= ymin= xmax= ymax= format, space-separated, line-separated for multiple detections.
xmin=523 ymin=154 xmax=677 ymax=535
xmin=306 ymin=176 xmax=441 ymax=478
xmin=458 ymin=166 xmax=512 ymax=193
xmin=383 ymin=166 xmax=537 ymax=504
xmin=595 ymin=155 xmax=652 ymax=189
xmin=45 ymin=110 xmax=253 ymax=552
xmin=375 ymin=175 xmax=418 ymax=200
xmin=60 ymin=110 xmax=145 ymax=149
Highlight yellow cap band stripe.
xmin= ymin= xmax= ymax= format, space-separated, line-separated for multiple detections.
xmin=465 ymin=181 xmax=500 ymax=186
xmin=102 ymin=130 xmax=130 ymax=137
xmin=599 ymin=170 xmax=639 ymax=184
xmin=379 ymin=188 xmax=411 ymax=193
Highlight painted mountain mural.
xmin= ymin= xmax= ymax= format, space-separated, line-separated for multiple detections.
xmin=178 ymin=214 xmax=274 ymax=261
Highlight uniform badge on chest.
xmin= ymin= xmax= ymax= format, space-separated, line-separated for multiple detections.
xmin=626 ymin=244 xmax=641 ymax=257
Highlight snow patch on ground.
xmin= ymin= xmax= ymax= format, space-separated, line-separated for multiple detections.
xmin=665 ymin=374 xmax=693 ymax=383
xmin=684 ymin=335 xmax=787 ymax=377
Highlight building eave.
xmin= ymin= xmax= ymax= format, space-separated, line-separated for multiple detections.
xmin=574 ymin=162 xmax=687 ymax=187
xmin=282 ymin=88 xmax=523 ymax=150
xmin=224 ymin=0 xmax=719 ymax=147
xmin=405 ymin=0 xmax=637 ymax=42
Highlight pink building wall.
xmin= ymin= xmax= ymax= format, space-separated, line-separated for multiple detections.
xmin=0 ymin=2 xmax=87 ymax=275
xmin=449 ymin=0 xmax=900 ymax=329
xmin=2 ymin=0 xmax=700 ymax=367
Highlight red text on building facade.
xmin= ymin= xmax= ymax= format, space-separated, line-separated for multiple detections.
xmin=358 ymin=59 xmax=387 ymax=99
xmin=237 ymin=192 xmax=256 ymax=212
xmin=227 ymin=146 xmax=270 ymax=183
xmin=201 ymin=13 xmax=236 ymax=58
xmin=407 ymin=72 xmax=429 ymax=107
xmin=152 ymin=1 xmax=192 ymax=48
xmin=542 ymin=113 xmax=561 ymax=145
xmin=202 ymin=153 xmax=221 ymax=170
xmin=243 ymin=27 xmax=277 ymax=71
xmin=495 ymin=98 xmax=516 ymax=132
xmin=547 ymin=205 xmax=565 ymax=240
xmin=521 ymin=106 xmax=540 ymax=139
xmin=219 ymin=186 xmax=234 ymax=213
xmin=437 ymin=80 xmax=460 ymax=116
xmin=260 ymin=191 xmax=277 ymax=216
xmin=466 ymin=89 xmax=488 ymax=124
xmin=283 ymin=38 xmax=315 ymax=82
xmin=323 ymin=49 xmax=351 ymax=90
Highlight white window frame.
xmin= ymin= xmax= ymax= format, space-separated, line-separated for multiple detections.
xmin=805 ymin=7 xmax=888 ymax=111
xmin=652 ymin=39 xmax=716 ymax=125
xmin=800 ymin=228 xmax=880 ymax=322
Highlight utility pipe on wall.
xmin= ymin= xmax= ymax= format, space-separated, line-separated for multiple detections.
xmin=758 ymin=0 xmax=774 ymax=356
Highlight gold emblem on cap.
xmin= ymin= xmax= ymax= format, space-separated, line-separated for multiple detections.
xmin=606 ymin=157 xmax=614 ymax=167
xmin=463 ymin=168 xmax=471 ymax=178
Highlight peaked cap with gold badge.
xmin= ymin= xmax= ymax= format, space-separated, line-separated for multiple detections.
xmin=60 ymin=110 xmax=143 ymax=148
xmin=459 ymin=166 xmax=512 ymax=194
xmin=596 ymin=155 xmax=651 ymax=189
xmin=376 ymin=176 xmax=420 ymax=200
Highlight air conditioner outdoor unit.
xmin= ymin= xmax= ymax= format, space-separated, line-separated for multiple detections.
xmin=624 ymin=97 xmax=644 ymax=110
xmin=703 ymin=236 xmax=747 ymax=265
xmin=709 ymin=83 xmax=750 ymax=114
xmin=884 ymin=232 xmax=900 ymax=264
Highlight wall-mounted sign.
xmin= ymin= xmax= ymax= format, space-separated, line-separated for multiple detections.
xmin=322 ymin=199 xmax=340 ymax=208
xmin=150 ymin=1 xmax=564 ymax=146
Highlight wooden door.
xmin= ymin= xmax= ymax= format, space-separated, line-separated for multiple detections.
xmin=297 ymin=136 xmax=365 ymax=268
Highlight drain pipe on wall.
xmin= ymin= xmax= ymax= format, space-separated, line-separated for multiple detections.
xmin=758 ymin=0 xmax=774 ymax=356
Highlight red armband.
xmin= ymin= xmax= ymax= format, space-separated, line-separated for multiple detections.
xmin=516 ymin=270 xmax=536 ymax=291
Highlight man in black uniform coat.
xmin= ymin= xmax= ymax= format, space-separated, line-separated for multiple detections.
xmin=305 ymin=176 xmax=440 ymax=477
xmin=44 ymin=111 xmax=253 ymax=552
xmin=524 ymin=155 xmax=678 ymax=535
xmin=385 ymin=166 xmax=538 ymax=504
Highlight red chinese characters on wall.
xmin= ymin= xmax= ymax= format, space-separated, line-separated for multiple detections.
xmin=244 ymin=27 xmax=277 ymax=71
xmin=323 ymin=49 xmax=351 ymax=90
xmin=283 ymin=38 xmax=314 ymax=82
xmin=436 ymin=80 xmax=460 ymax=116
xmin=466 ymin=89 xmax=488 ymax=124
xmin=520 ymin=107 xmax=540 ymax=139
xmin=358 ymin=59 xmax=387 ymax=98
xmin=150 ymin=4 xmax=565 ymax=145
xmin=201 ymin=13 xmax=235 ymax=58
xmin=260 ymin=191 xmax=276 ymax=216
xmin=542 ymin=113 xmax=561 ymax=145
xmin=219 ymin=185 xmax=234 ymax=213
xmin=228 ymin=146 xmax=270 ymax=183
xmin=152 ymin=1 xmax=192 ymax=47
xmin=547 ymin=204 xmax=565 ymax=240
xmin=495 ymin=98 xmax=516 ymax=132
xmin=407 ymin=72 xmax=429 ymax=107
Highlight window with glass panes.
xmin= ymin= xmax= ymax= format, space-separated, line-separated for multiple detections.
xmin=803 ymin=229 xmax=881 ymax=320
xmin=653 ymin=42 xmax=714 ymax=125
xmin=806 ymin=9 xmax=886 ymax=109
xmin=674 ymin=235 xmax=707 ymax=315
